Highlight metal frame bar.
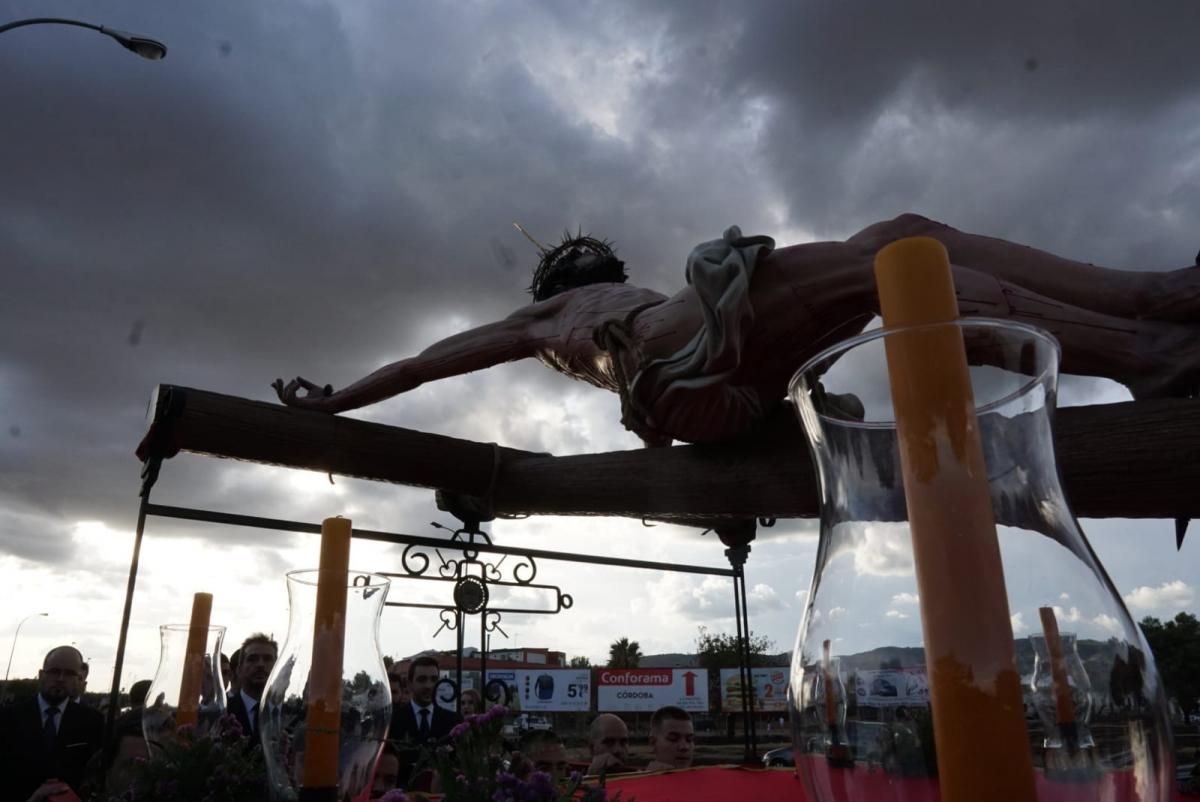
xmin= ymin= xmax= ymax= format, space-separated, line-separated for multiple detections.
xmin=109 ymin=466 xmax=761 ymax=762
xmin=142 ymin=503 xmax=737 ymax=577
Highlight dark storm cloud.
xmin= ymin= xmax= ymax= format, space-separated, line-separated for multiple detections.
xmin=0 ymin=506 xmax=77 ymax=564
xmin=3 ymin=0 xmax=1198 ymax=571
xmin=626 ymin=0 xmax=1200 ymax=260
xmin=0 ymin=0 xmax=657 ymax=558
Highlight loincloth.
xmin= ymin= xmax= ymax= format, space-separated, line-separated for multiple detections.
xmin=597 ymin=226 xmax=775 ymax=444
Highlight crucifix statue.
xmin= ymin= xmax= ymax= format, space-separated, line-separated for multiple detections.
xmin=274 ymin=213 xmax=1198 ymax=447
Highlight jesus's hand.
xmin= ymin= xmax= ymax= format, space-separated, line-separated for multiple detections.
xmin=272 ymin=377 xmax=334 ymax=411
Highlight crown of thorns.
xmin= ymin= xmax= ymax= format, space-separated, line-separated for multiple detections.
xmin=528 ymin=229 xmax=627 ymax=302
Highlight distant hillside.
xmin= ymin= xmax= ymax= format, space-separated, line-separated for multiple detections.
xmin=829 ymin=639 xmax=1129 ymax=697
xmin=640 ymin=651 xmax=792 ymax=668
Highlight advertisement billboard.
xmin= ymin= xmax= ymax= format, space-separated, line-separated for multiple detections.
xmin=485 ymin=669 xmax=592 ymax=712
xmin=596 ymin=668 xmax=708 ymax=713
xmin=854 ymin=668 xmax=929 ymax=707
xmin=718 ymin=667 xmax=789 ymax=712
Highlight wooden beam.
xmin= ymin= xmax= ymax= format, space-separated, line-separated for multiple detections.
xmin=138 ymin=385 xmax=1200 ymax=523
xmin=136 ymin=385 xmax=539 ymax=498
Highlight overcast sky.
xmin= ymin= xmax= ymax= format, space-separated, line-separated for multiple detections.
xmin=2 ymin=1 xmax=1197 ymax=693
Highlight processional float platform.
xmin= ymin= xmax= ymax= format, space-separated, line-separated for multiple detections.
xmin=135 ymin=384 xmax=1200 ymax=525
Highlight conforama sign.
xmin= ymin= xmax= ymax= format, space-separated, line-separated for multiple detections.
xmin=596 ymin=668 xmax=709 ymax=712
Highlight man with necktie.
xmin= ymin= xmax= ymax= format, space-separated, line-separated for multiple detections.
xmin=224 ymin=633 xmax=277 ymax=743
xmin=389 ymin=655 xmax=461 ymax=789
xmin=0 ymin=645 xmax=103 ymax=802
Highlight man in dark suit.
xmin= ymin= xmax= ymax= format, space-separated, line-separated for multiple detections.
xmin=389 ymin=655 xmax=461 ymax=790
xmin=224 ymin=633 xmax=277 ymax=743
xmin=0 ymin=645 xmax=104 ymax=802
xmin=389 ymin=655 xmax=460 ymax=744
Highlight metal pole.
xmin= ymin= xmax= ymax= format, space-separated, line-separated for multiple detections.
xmin=3 ymin=613 xmax=48 ymax=694
xmin=0 ymin=17 xmax=167 ymax=59
xmin=143 ymin=504 xmax=736 ymax=578
xmin=730 ymin=559 xmax=751 ymax=761
xmin=479 ymin=611 xmax=488 ymax=711
xmin=0 ymin=17 xmax=105 ymax=35
xmin=455 ymin=611 xmax=464 ymax=714
xmin=105 ymin=459 xmax=158 ymax=749
xmin=738 ymin=567 xmax=758 ymax=757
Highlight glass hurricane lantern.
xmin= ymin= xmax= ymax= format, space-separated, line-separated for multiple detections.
xmin=142 ymin=624 xmax=226 ymax=753
xmin=787 ymin=319 xmax=1173 ymax=802
xmin=260 ymin=570 xmax=392 ymax=802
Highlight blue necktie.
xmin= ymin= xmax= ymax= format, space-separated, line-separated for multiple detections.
xmin=419 ymin=708 xmax=430 ymax=740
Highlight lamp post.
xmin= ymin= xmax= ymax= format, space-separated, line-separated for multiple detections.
xmin=4 ymin=613 xmax=49 ymax=693
xmin=0 ymin=17 xmax=167 ymax=59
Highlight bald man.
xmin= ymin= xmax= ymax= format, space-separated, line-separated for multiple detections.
xmin=586 ymin=713 xmax=634 ymax=775
xmin=0 ymin=646 xmax=104 ymax=802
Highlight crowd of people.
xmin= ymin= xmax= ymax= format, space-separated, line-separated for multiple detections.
xmin=0 ymin=642 xmax=701 ymax=801
xmin=380 ymin=659 xmax=699 ymax=796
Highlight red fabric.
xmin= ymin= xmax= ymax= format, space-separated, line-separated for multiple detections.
xmin=602 ymin=763 xmax=1195 ymax=802
xmin=605 ymin=766 xmax=804 ymax=801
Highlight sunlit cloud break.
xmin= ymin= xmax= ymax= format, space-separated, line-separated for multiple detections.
xmin=1123 ymin=580 xmax=1195 ymax=612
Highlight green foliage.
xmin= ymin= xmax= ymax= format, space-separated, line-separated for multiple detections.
xmin=108 ymin=715 xmax=266 ymax=802
xmin=350 ymin=670 xmax=374 ymax=693
xmin=568 ymin=656 xmax=592 ymax=668
xmin=1 ymin=678 xmax=39 ymax=706
xmin=607 ymin=638 xmax=642 ymax=669
xmin=1140 ymin=612 xmax=1200 ymax=715
xmin=694 ymin=626 xmax=774 ymax=670
xmin=694 ymin=627 xmax=776 ymax=710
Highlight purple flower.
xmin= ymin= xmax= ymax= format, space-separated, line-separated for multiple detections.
xmin=380 ymin=791 xmax=410 ymax=802
xmin=449 ymin=721 xmax=471 ymax=739
xmin=481 ymin=704 xmax=509 ymax=723
xmin=216 ymin=712 xmax=245 ymax=741
xmin=527 ymin=770 xmax=555 ymax=798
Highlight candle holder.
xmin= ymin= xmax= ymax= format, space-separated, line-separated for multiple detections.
xmin=142 ymin=624 xmax=226 ymax=753
xmin=261 ymin=570 xmax=391 ymax=801
xmin=787 ymin=319 xmax=1173 ymax=801
xmin=819 ymin=652 xmax=853 ymax=768
xmin=1030 ymin=631 xmax=1094 ymax=751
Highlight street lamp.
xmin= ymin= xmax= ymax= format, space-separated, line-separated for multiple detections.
xmin=0 ymin=17 xmax=167 ymax=59
xmin=4 ymin=612 xmax=49 ymax=688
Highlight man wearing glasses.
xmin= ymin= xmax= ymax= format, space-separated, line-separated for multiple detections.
xmin=0 ymin=645 xmax=104 ymax=801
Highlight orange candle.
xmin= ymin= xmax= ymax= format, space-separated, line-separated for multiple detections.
xmin=1038 ymin=606 xmax=1076 ymax=725
xmin=301 ymin=517 xmax=352 ymax=789
xmin=822 ymin=639 xmax=837 ymax=727
xmin=176 ymin=592 xmax=213 ymax=728
xmin=874 ymin=237 xmax=1036 ymax=802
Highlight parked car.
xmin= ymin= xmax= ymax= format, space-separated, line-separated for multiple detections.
xmin=762 ymin=745 xmax=795 ymax=767
xmin=514 ymin=713 xmax=552 ymax=733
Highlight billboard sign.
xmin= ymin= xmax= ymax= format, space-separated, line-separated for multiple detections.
xmin=719 ymin=668 xmax=789 ymax=712
xmin=854 ymin=668 xmax=930 ymax=707
xmin=485 ymin=669 xmax=592 ymax=712
xmin=596 ymin=668 xmax=708 ymax=713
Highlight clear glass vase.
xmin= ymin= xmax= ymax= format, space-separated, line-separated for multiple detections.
xmin=142 ymin=624 xmax=226 ymax=753
xmin=261 ymin=570 xmax=391 ymax=801
xmin=787 ymin=319 xmax=1173 ymax=802
xmin=1030 ymin=626 xmax=1097 ymax=772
